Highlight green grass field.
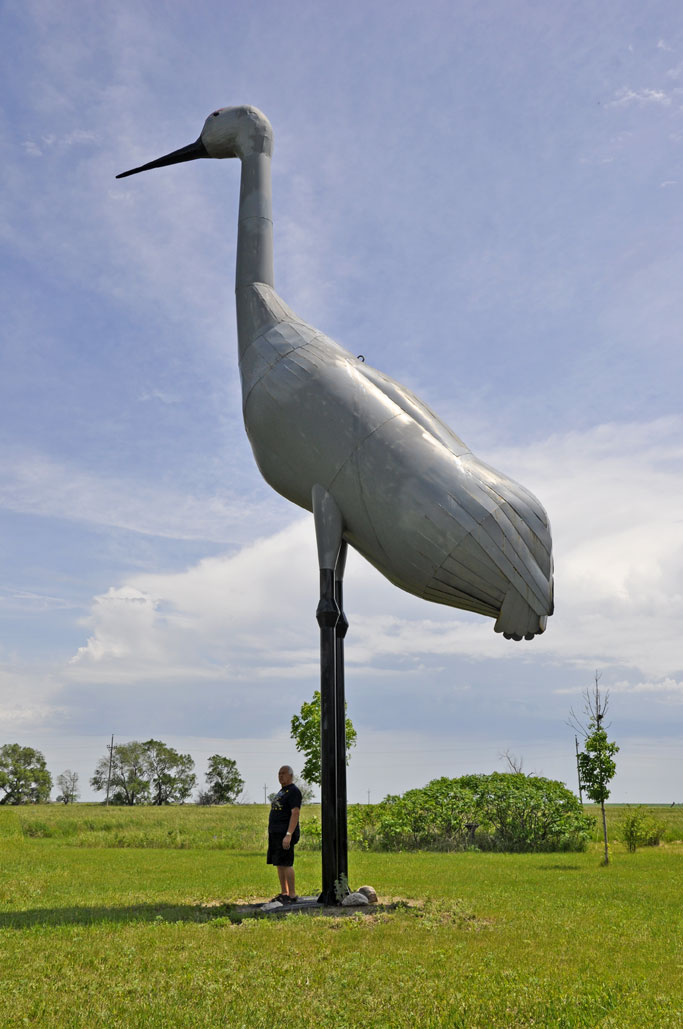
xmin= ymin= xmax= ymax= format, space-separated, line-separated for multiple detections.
xmin=0 ymin=804 xmax=681 ymax=1027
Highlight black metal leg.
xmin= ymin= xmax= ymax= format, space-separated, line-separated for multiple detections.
xmin=334 ymin=543 xmax=349 ymax=895
xmin=312 ymin=485 xmax=347 ymax=905
xmin=317 ymin=567 xmax=339 ymax=904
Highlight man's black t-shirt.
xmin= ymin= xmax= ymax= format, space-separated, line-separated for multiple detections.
xmin=268 ymin=782 xmax=302 ymax=833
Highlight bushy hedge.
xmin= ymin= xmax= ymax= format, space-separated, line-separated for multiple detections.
xmin=341 ymin=774 xmax=593 ymax=853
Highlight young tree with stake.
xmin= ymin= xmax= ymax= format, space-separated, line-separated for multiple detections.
xmin=569 ymin=672 xmax=619 ymax=865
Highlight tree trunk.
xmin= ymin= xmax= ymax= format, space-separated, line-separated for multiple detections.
xmin=600 ymin=800 xmax=609 ymax=864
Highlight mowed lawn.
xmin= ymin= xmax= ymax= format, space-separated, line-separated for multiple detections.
xmin=0 ymin=806 xmax=681 ymax=1027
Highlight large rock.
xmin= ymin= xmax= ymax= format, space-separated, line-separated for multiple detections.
xmin=341 ymin=891 xmax=369 ymax=906
xmin=357 ymin=885 xmax=378 ymax=904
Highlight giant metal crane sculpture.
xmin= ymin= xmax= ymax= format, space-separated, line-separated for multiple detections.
xmin=118 ymin=105 xmax=554 ymax=903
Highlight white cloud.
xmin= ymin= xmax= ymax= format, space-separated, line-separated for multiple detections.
xmin=488 ymin=418 xmax=683 ymax=678
xmin=71 ymin=586 xmax=163 ymax=664
xmin=68 ymin=519 xmax=319 ymax=683
xmin=0 ymin=702 xmax=67 ymax=730
xmin=611 ymin=677 xmax=683 ymax=699
xmin=0 ymin=660 xmax=68 ymax=731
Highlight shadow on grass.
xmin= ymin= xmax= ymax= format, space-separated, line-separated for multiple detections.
xmin=0 ymin=900 xmax=412 ymax=929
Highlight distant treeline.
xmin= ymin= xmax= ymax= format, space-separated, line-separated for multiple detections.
xmin=0 ymin=741 xmax=244 ymax=806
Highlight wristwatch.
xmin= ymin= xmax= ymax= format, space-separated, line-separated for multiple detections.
xmin=284 ymin=831 xmax=291 ymax=836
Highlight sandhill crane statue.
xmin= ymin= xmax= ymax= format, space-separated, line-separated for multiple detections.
xmin=118 ymin=105 xmax=554 ymax=903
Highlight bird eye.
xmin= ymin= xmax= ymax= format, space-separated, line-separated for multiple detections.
xmin=212 ymin=111 xmax=220 ymax=117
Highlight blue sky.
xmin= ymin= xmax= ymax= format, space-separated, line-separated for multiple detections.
xmin=1 ymin=0 xmax=681 ymax=803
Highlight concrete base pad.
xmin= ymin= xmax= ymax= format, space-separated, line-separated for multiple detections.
xmin=260 ymin=894 xmax=321 ymax=912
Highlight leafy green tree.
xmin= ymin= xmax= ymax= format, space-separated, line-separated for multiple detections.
xmin=91 ymin=740 xmax=195 ymax=805
xmin=0 ymin=744 xmax=52 ymax=804
xmin=142 ymin=739 xmax=196 ymax=805
xmin=91 ymin=741 xmax=151 ymax=805
xmin=202 ymin=755 xmax=244 ymax=804
xmin=290 ymin=690 xmax=357 ymax=786
xmin=55 ymin=769 xmax=80 ymax=804
xmin=569 ymin=672 xmax=619 ymax=864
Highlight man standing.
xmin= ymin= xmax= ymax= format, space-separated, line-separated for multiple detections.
xmin=267 ymin=765 xmax=302 ymax=903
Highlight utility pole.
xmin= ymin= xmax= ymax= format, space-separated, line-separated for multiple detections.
xmin=105 ymin=734 xmax=114 ymax=806
xmin=367 ymin=789 xmax=371 ymax=805
xmin=575 ymin=735 xmax=583 ymax=804
xmin=263 ymin=783 xmax=267 ymax=804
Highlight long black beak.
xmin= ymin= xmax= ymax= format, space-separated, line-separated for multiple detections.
xmin=116 ymin=137 xmax=209 ymax=179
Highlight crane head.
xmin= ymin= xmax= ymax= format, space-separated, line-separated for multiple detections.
xmin=116 ymin=105 xmax=273 ymax=179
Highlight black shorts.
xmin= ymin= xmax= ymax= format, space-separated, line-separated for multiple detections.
xmin=266 ymin=829 xmax=299 ymax=867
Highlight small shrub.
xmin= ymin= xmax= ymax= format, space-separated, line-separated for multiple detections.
xmin=297 ymin=814 xmax=321 ymax=850
xmin=619 ymin=807 xmax=665 ymax=852
xmin=21 ymin=820 xmax=52 ymax=838
xmin=348 ymin=804 xmax=381 ymax=850
xmin=333 ymin=873 xmax=350 ymax=902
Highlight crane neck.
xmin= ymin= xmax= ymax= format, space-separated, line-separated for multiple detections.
xmin=236 ymin=150 xmax=284 ymax=362
xmin=236 ymin=151 xmax=274 ymax=292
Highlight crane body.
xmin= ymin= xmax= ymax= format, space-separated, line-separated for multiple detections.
xmin=239 ymin=280 xmax=553 ymax=639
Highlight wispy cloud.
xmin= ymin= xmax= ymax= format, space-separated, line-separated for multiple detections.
xmin=0 ymin=588 xmax=76 ymax=612
xmin=21 ymin=129 xmax=98 ymax=156
xmin=607 ymin=87 xmax=672 ymax=108
xmin=0 ymin=449 xmax=284 ymax=543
